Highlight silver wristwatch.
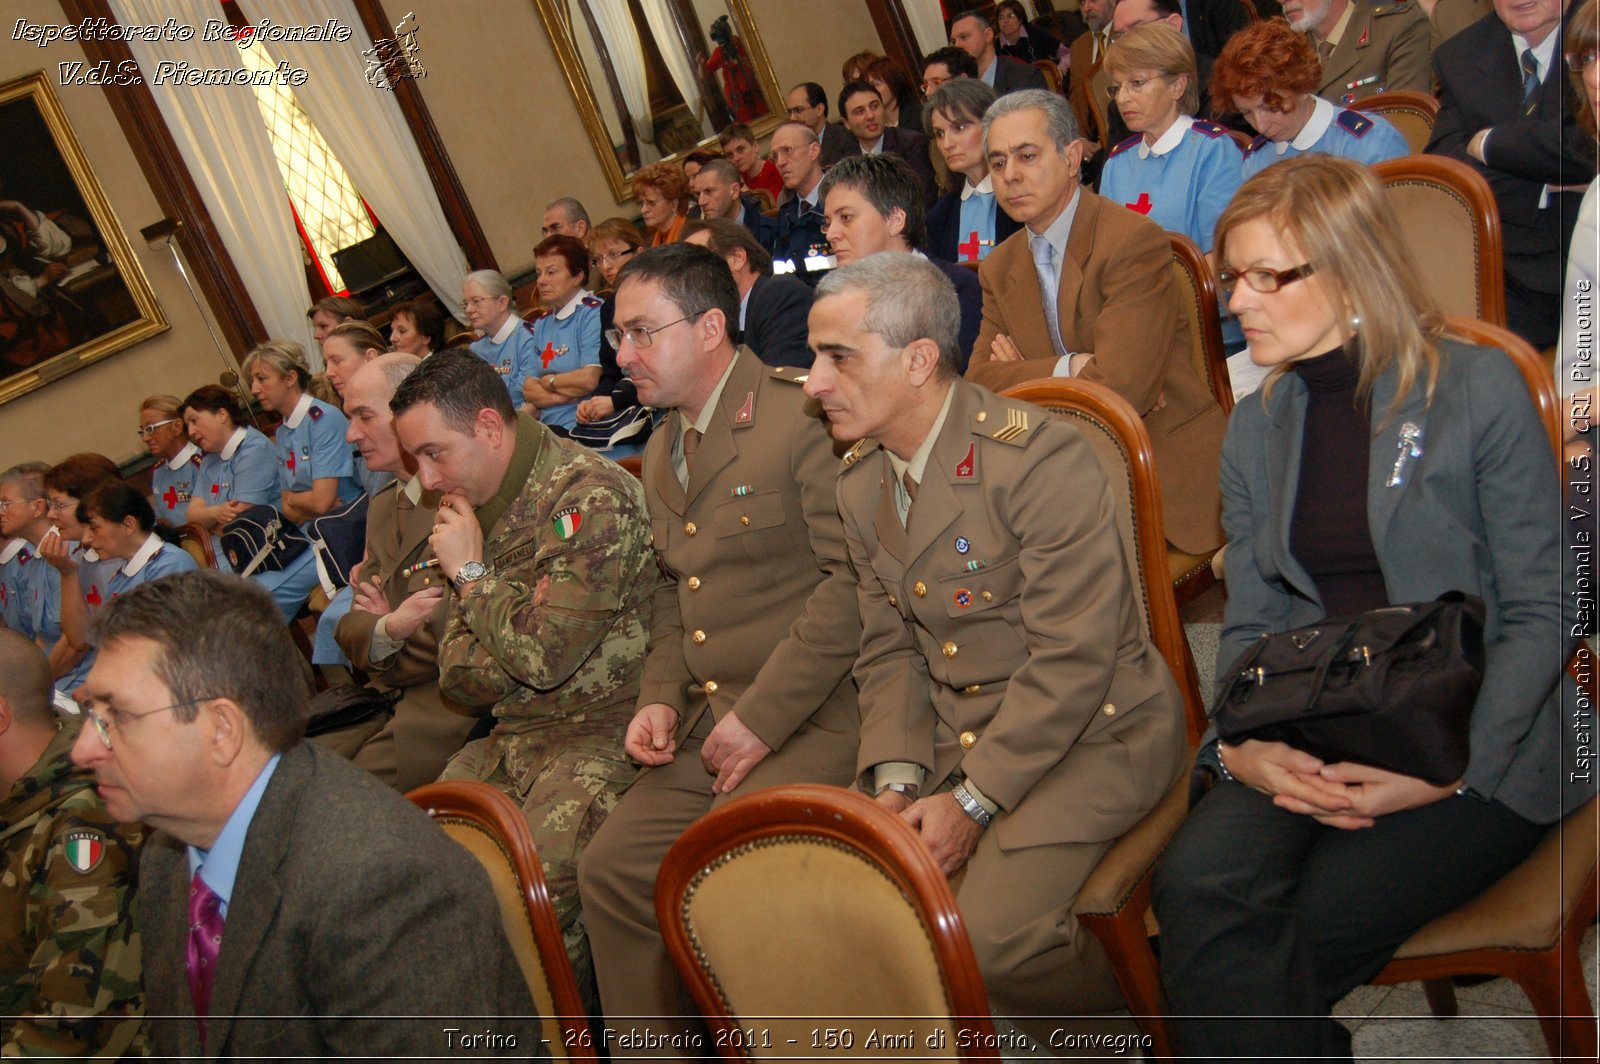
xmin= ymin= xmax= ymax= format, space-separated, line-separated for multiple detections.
xmin=452 ymin=559 xmax=488 ymax=589
xmin=951 ymin=782 xmax=994 ymax=828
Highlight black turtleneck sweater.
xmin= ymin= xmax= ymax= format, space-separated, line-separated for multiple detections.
xmin=1287 ymin=343 xmax=1390 ymax=616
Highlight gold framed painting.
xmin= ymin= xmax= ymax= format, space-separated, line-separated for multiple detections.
xmin=0 ymin=71 xmax=166 ymax=405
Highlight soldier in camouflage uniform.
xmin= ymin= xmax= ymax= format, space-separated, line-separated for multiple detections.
xmin=392 ymin=350 xmax=653 ymax=1012
xmin=0 ymin=629 xmax=144 ymax=1056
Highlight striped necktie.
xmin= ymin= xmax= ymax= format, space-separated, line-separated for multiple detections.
xmin=1521 ymin=48 xmax=1541 ymax=114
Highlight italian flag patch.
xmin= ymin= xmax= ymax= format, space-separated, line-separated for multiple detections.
xmin=553 ymin=507 xmax=582 ymax=540
xmin=64 ymin=830 xmax=104 ymax=873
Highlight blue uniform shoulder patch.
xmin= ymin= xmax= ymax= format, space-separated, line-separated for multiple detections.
xmin=1335 ymin=109 xmax=1374 ymax=138
xmin=309 ymin=405 xmax=323 ymax=420
xmin=190 ymin=454 xmax=204 ymax=466
xmin=1109 ymin=134 xmax=1142 ymax=158
xmin=521 ymin=315 xmax=543 ymax=335
xmin=1191 ymin=119 xmax=1227 ymax=139
xmin=1248 ymin=133 xmax=1271 ymax=154
xmin=580 ymin=294 xmax=604 ymax=309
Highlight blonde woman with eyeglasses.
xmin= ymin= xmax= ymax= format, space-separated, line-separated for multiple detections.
xmin=138 ymin=393 xmax=203 ymax=526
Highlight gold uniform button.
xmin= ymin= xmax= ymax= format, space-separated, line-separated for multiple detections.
xmin=976 ymin=411 xmax=988 ymax=423
xmin=942 ymin=641 xmax=958 ymax=658
xmin=1102 ymin=702 xmax=1116 ymax=716
xmin=739 ymin=515 xmax=750 ymax=526
xmin=685 ymin=521 xmax=698 ymax=536
xmin=692 ymin=630 xmax=707 ymax=644
xmin=913 ymin=581 xmax=927 ymax=597
xmin=704 ymin=680 xmax=719 ymax=695
xmin=687 ymin=576 xmax=701 ymax=590
xmin=964 ymin=684 xmax=981 ymax=694
xmin=887 ymin=594 xmax=898 ymax=607
xmin=959 ymin=730 xmax=977 ymax=748
xmin=981 ymin=590 xmax=993 ymax=602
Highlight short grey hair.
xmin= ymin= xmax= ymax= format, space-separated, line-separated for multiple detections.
xmin=546 ymin=196 xmax=590 ymax=229
xmin=463 ymin=269 xmax=512 ymax=300
xmin=369 ymin=352 xmax=422 ymax=396
xmin=983 ymin=88 xmax=1079 ymax=156
xmin=697 ymin=158 xmax=743 ymax=186
xmin=0 ymin=462 xmax=49 ymax=500
xmin=772 ymin=120 xmax=819 ymax=146
xmin=815 ymin=253 xmax=961 ymax=378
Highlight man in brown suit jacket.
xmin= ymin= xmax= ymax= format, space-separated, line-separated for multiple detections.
xmin=1069 ymin=0 xmax=1116 ymax=145
xmin=966 ymin=89 xmax=1225 ymax=555
xmin=334 ymin=355 xmax=476 ymax=792
xmin=578 ymin=244 xmax=861 ymax=1053
xmin=805 ymin=253 xmax=1186 ymax=1039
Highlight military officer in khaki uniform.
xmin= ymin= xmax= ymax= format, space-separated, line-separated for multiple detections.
xmin=805 ymin=254 xmax=1186 ymax=1039
xmin=1286 ymin=0 xmax=1434 ymax=104
xmin=578 ymin=243 xmax=861 ymax=1050
xmin=392 ymin=350 xmax=656 ymax=1012
xmin=333 ymin=355 xmax=477 ymax=792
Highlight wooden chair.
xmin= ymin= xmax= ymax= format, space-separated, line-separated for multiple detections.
xmin=407 ymin=781 xmax=597 ymax=1061
xmin=174 ymin=523 xmax=216 ymax=568
xmin=749 ymin=187 xmax=776 ymax=213
xmin=615 ymin=454 xmax=643 ymax=479
xmin=1374 ymin=155 xmax=1507 ymax=327
xmin=1352 ymin=90 xmax=1440 ymax=154
xmin=656 ymin=784 xmax=1000 ymax=1060
xmin=1084 ymin=62 xmax=1112 ymax=149
xmin=1033 ymin=58 xmax=1063 ymax=94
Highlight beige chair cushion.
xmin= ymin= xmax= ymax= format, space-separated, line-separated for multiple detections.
xmin=1384 ymin=181 xmax=1483 ymax=322
xmin=1382 ymin=110 xmax=1434 ymax=155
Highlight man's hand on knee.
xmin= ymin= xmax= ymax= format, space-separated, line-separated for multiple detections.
xmin=624 ymin=703 xmax=679 ymax=765
xmin=903 ymin=793 xmax=983 ymax=876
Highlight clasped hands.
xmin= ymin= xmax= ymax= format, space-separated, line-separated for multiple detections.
xmin=1221 ymin=738 xmax=1460 ymax=830
xmin=623 ymin=703 xmax=772 ymax=795
xmin=874 ymin=788 xmax=982 ymax=877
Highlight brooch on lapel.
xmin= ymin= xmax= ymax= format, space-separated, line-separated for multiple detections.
xmin=1386 ymin=422 xmax=1423 ymax=488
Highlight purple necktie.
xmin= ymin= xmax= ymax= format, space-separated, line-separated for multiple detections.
xmin=186 ymin=870 xmax=224 ymax=1039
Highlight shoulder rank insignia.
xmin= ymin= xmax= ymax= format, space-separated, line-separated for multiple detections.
xmin=191 ymin=453 xmax=204 ymax=466
xmin=64 ymin=830 xmax=105 ymax=873
xmin=580 ymin=294 xmax=604 ymax=309
xmin=1109 ymin=134 xmax=1142 ymax=158
xmin=309 ymin=405 xmax=323 ymax=421
xmin=841 ymin=439 xmax=870 ymax=467
xmin=990 ymin=407 xmax=1030 ymax=444
xmin=1335 ymin=109 xmax=1374 ymax=138
xmin=1192 ymin=119 xmax=1226 ymax=139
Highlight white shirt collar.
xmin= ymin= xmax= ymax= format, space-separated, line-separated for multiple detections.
xmin=0 ymin=538 xmax=25 ymax=564
xmin=1141 ymin=114 xmax=1194 ymax=159
xmin=1285 ymin=95 xmax=1336 ymax=154
xmin=283 ymin=391 xmax=315 ymax=429
xmin=490 ymin=314 xmax=520 ymax=345
xmin=960 ymin=174 xmax=995 ymax=200
xmin=739 ymin=285 xmax=752 ymax=330
xmin=1511 ymin=28 xmax=1561 ymax=83
xmin=121 ymin=533 xmax=164 ymax=578
xmin=1322 ymin=0 xmax=1356 ymax=46
xmin=862 ymin=134 xmax=885 ymax=155
xmin=221 ymin=425 xmax=248 ymax=461
xmin=166 ymin=441 xmax=200 ymax=471
xmin=402 ymin=474 xmax=424 ymax=505
xmin=980 ymin=56 xmax=998 ymax=85
xmin=553 ymin=289 xmax=592 ymax=322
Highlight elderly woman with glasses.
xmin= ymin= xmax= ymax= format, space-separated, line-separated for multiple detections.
xmin=34 ymin=453 xmax=122 ymax=701
xmin=1212 ymin=19 xmax=1407 ymax=178
xmin=464 ymin=268 xmax=538 ymax=410
xmin=1151 ymin=155 xmax=1588 ymax=1060
xmin=138 ymin=393 xmax=203 ymax=526
xmin=577 ymin=218 xmax=648 ymax=430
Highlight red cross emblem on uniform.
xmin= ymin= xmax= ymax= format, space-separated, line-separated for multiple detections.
xmin=285 ymin=450 xmax=296 ymax=472
xmin=958 ymin=230 xmax=983 ymax=261
xmin=86 ymin=584 xmax=102 ymax=606
xmin=1127 ymin=192 xmax=1154 ymax=215
xmin=162 ymin=486 xmax=180 ymax=510
xmin=540 ymin=341 xmax=558 ymax=369
xmin=211 ymin=483 xmax=221 ymax=496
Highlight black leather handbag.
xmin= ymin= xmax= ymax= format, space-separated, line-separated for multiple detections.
xmin=1212 ymin=592 xmax=1486 ymax=784
xmin=219 ymin=505 xmax=307 ymax=577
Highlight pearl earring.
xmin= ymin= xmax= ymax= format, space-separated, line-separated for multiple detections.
xmin=1348 ymin=313 xmax=1362 ymax=330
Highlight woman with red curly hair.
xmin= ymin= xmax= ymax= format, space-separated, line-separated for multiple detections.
xmin=1212 ymin=19 xmax=1407 ymax=179
xmin=630 ymin=162 xmax=690 ymax=245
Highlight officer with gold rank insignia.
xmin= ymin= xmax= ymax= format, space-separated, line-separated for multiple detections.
xmin=577 ymin=244 xmax=860 ymax=1051
xmin=805 ymin=253 xmax=1186 ymax=1042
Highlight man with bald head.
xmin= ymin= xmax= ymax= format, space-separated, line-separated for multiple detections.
xmin=0 ymin=629 xmax=144 ymax=1056
xmin=334 ymin=354 xmax=477 ymax=791
xmin=767 ymin=121 xmax=830 ymax=281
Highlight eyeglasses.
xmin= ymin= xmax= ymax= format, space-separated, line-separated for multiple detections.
xmin=1106 ymin=74 xmax=1170 ymax=99
xmin=590 ymin=247 xmax=637 ymax=268
xmin=80 ymin=696 xmax=216 ymax=750
xmin=1567 ymin=50 xmax=1599 ymax=72
xmin=459 ymin=295 xmax=501 ymax=311
xmin=45 ymin=498 xmax=76 ymax=513
xmin=137 ymin=418 xmax=181 ymax=439
xmin=785 ymin=104 xmax=815 ymax=117
xmin=1217 ymin=263 xmax=1317 ymax=297
xmin=605 ymin=312 xmax=706 ymax=350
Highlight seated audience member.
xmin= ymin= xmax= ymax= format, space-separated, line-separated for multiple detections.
xmin=1070 ymin=0 xmax=1116 ymax=143
xmin=305 ymin=294 xmax=364 ymax=346
xmin=1560 ymin=0 xmax=1599 ymax=428
xmin=1429 ymin=0 xmax=1494 ymax=45
xmin=1285 ymin=0 xmax=1433 ymax=104
xmin=719 ymin=123 xmax=783 ymax=202
xmin=690 ymin=158 xmax=776 ymax=246
xmin=683 ymin=217 xmax=815 ymax=367
xmin=679 ymin=150 xmax=720 ymax=185
xmin=843 ymin=50 xmax=883 ymax=84
xmin=768 ymin=122 xmax=832 ymax=279
xmin=924 ymin=78 xmax=1020 ymax=262
xmin=140 ymin=394 xmax=203 ymax=527
xmin=966 ymin=89 xmax=1226 ymax=556
xmin=1116 ymin=0 xmax=1253 ymax=72
xmin=0 ymin=464 xmax=54 ymax=642
xmin=806 ymin=253 xmax=1185 ymax=1044
xmin=70 ymin=571 xmax=543 ymax=1058
xmin=867 ymin=56 xmax=926 ymax=133
xmin=1428 ymin=0 xmax=1592 ymax=348
xmin=464 ymin=268 xmax=538 ymax=409
xmin=179 ymin=385 xmax=277 ymax=538
xmin=78 ymin=482 xmax=199 ymax=599
xmin=37 ymin=454 xmax=123 ymax=699
xmin=1213 ymin=21 xmax=1409 ymax=179
xmin=632 ymin=162 xmax=692 ymax=246
xmin=520 ymin=234 xmax=603 ymax=436
xmin=0 ymin=532 xmax=20 ymax=631
xmin=839 ymin=81 xmax=939 ymax=205
xmin=785 ymin=81 xmax=855 ymax=167
xmin=579 ymin=244 xmax=860 ymax=1048
xmin=1152 ymin=153 xmax=1591 ymax=1061
xmin=997 ymin=0 xmax=1069 ymax=68
xmin=387 ymin=298 xmax=446 ymax=359
xmin=951 ymin=9 xmax=1051 ymax=94
xmin=334 ymin=354 xmax=476 ymax=791
xmin=821 ymin=154 xmax=983 ymax=371
xmin=390 ymin=350 xmax=656 ymax=1009
xmin=542 ymin=196 xmax=591 ymax=240
xmin=321 ymin=322 xmax=396 ymax=495
xmin=577 ymin=218 xmax=648 ymax=431
xmin=921 ymin=45 xmax=981 ymax=98
xmin=0 ymin=629 xmax=144 ymax=1057
xmin=240 ymin=341 xmax=362 ymax=620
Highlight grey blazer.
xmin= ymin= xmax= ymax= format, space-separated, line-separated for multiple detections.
xmin=1216 ymin=340 xmax=1592 ymax=826
xmin=140 ymin=741 xmax=544 ymax=1060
